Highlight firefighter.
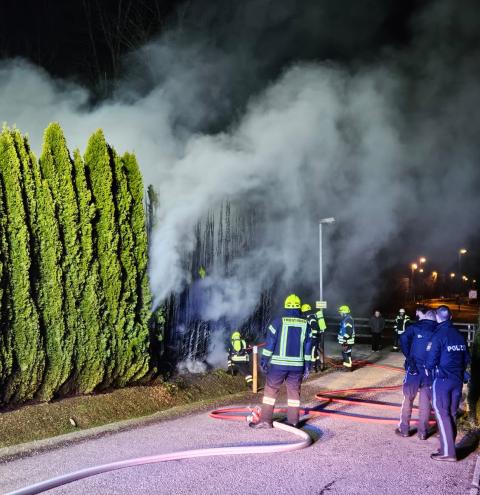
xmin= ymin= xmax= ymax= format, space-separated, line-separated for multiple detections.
xmin=249 ymin=294 xmax=312 ymax=429
xmin=316 ymin=308 xmax=327 ymax=371
xmin=396 ymin=307 xmax=437 ymax=439
xmin=337 ymin=305 xmax=355 ymax=370
xmin=301 ymin=304 xmax=321 ymax=372
xmin=393 ymin=308 xmax=411 ymax=351
xmin=426 ymin=305 xmax=470 ymax=461
xmin=227 ymin=331 xmax=253 ymax=388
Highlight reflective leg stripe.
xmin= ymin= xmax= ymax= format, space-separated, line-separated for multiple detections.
xmin=398 ymin=373 xmax=407 ymax=429
xmin=245 ymin=375 xmax=253 ymax=383
xmin=263 ymin=396 xmax=276 ymax=406
xmin=288 ymin=399 xmax=301 ymax=407
xmin=432 ymin=379 xmax=449 ymax=456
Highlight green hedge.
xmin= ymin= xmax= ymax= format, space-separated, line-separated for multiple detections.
xmin=0 ymin=124 xmax=152 ymax=404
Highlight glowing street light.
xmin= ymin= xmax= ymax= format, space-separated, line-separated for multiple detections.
xmin=450 ymin=272 xmax=456 ymax=278
xmin=419 ymin=268 xmax=424 ymax=273
xmin=419 ymin=257 xmax=426 ymax=264
xmin=432 ymin=271 xmax=438 ymax=278
xmin=411 ymin=263 xmax=418 ymax=271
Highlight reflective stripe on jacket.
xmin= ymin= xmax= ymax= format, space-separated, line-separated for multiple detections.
xmin=262 ymin=308 xmax=312 ymax=371
xmin=338 ymin=315 xmax=355 ymax=345
xmin=229 ymin=338 xmax=249 ymax=362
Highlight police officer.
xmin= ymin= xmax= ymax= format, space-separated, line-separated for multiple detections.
xmin=337 ymin=305 xmax=355 ymax=370
xmin=393 ymin=308 xmax=411 ymax=351
xmin=426 ymin=305 xmax=470 ymax=461
xmin=396 ymin=307 xmax=436 ymax=439
xmin=301 ymin=304 xmax=321 ymax=372
xmin=227 ymin=331 xmax=253 ymax=387
xmin=249 ymin=294 xmax=312 ymax=428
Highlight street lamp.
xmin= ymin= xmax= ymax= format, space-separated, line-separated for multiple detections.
xmin=458 ymin=249 xmax=467 ymax=275
xmin=411 ymin=263 xmax=418 ymax=302
xmin=419 ymin=257 xmax=426 ymax=264
xmin=319 ymin=217 xmax=335 ymax=302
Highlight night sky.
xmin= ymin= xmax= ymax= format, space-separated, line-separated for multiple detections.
xmin=1 ymin=0 xmax=479 ymax=309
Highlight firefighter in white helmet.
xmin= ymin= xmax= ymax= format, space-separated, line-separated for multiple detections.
xmin=393 ymin=308 xmax=411 ymax=351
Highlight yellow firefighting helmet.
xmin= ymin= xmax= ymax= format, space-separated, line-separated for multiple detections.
xmin=301 ymin=303 xmax=312 ymax=313
xmin=284 ymin=294 xmax=301 ymax=309
xmin=338 ymin=305 xmax=351 ymax=314
xmin=231 ymin=331 xmax=241 ymax=340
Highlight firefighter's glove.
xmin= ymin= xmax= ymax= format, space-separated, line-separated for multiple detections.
xmin=260 ymin=357 xmax=269 ymax=374
xmin=303 ymin=363 xmax=311 ymax=380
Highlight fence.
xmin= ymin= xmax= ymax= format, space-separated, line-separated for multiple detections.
xmin=325 ymin=317 xmax=478 ymax=347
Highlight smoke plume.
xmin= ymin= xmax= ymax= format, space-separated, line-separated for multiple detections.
xmin=1 ymin=0 xmax=479 ymax=331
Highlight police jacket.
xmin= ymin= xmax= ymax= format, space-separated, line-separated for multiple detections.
xmin=394 ymin=314 xmax=410 ymax=334
xmin=228 ymin=338 xmax=249 ymax=362
xmin=262 ymin=308 xmax=312 ymax=371
xmin=400 ymin=319 xmax=436 ymax=372
xmin=338 ymin=315 xmax=355 ymax=345
xmin=425 ymin=320 xmax=470 ymax=382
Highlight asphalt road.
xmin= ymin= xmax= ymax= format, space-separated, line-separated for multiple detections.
xmin=0 ymin=343 xmax=477 ymax=495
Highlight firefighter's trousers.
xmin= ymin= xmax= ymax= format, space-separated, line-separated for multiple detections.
xmin=261 ymin=367 xmax=303 ymax=426
xmin=228 ymin=360 xmax=252 ymax=387
xmin=341 ymin=344 xmax=353 ymax=368
xmin=399 ymin=373 xmax=432 ymax=436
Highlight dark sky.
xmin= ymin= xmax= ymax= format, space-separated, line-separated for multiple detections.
xmin=0 ymin=0 xmax=422 ymax=92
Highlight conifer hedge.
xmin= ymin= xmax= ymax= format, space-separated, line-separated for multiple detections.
xmin=0 ymin=124 xmax=152 ymax=405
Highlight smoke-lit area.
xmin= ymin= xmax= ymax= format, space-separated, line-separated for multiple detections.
xmin=1 ymin=0 xmax=480 ymax=366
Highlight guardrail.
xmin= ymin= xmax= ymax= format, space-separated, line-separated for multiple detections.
xmin=324 ymin=317 xmax=478 ymax=347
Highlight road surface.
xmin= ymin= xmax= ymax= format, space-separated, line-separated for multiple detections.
xmin=0 ymin=343 xmax=476 ymax=495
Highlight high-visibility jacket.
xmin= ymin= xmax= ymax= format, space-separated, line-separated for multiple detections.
xmin=262 ymin=308 xmax=312 ymax=371
xmin=229 ymin=337 xmax=249 ymax=362
xmin=315 ymin=309 xmax=327 ymax=332
xmin=304 ymin=312 xmax=319 ymax=341
xmin=394 ymin=314 xmax=411 ymax=334
xmin=338 ymin=315 xmax=355 ymax=345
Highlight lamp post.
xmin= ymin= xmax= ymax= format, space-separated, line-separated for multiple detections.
xmin=411 ymin=263 xmax=418 ymax=302
xmin=458 ymin=249 xmax=467 ymax=296
xmin=319 ymin=217 xmax=335 ymax=302
xmin=458 ymin=249 xmax=467 ymax=277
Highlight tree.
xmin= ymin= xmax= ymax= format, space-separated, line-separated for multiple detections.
xmin=0 ymin=128 xmax=44 ymax=403
xmin=84 ymin=130 xmax=123 ymax=386
xmin=122 ymin=152 xmax=152 ymax=381
xmin=72 ymin=149 xmax=106 ymax=392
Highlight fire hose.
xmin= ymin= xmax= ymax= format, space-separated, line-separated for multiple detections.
xmin=6 ymin=360 xmax=424 ymax=495
xmin=5 ymin=422 xmax=310 ymax=495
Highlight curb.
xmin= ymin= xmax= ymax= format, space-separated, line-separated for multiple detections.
xmin=0 ymin=391 xmax=251 ymax=464
xmin=470 ymin=453 xmax=480 ymax=495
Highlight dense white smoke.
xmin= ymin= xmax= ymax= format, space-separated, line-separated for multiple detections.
xmin=1 ymin=0 xmax=479 ymax=330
